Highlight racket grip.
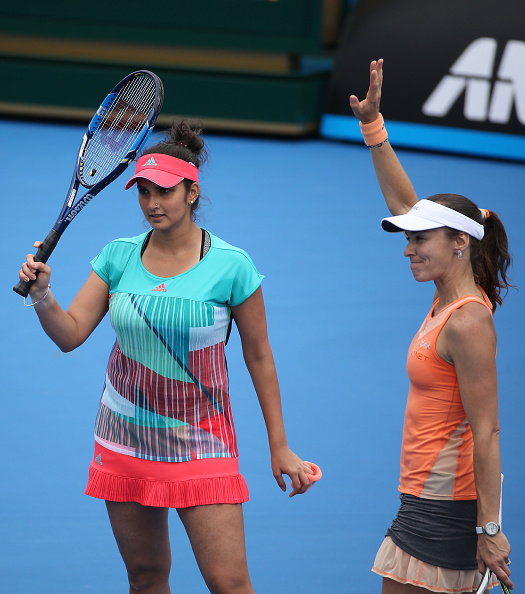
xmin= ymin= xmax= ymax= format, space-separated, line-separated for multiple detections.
xmin=13 ymin=229 xmax=61 ymax=297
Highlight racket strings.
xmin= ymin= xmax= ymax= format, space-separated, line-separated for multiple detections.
xmin=81 ymin=74 xmax=158 ymax=186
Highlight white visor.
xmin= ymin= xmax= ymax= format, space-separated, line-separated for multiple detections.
xmin=381 ymin=199 xmax=484 ymax=240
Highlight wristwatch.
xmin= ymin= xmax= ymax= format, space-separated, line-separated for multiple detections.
xmin=476 ymin=522 xmax=500 ymax=536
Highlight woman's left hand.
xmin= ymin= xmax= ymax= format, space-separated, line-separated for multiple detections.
xmin=271 ymin=446 xmax=313 ymax=497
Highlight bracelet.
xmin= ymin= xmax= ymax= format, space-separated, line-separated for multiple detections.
xmin=24 ymin=284 xmax=51 ymax=307
xmin=368 ymin=138 xmax=389 ymax=149
xmin=359 ymin=113 xmax=388 ymax=147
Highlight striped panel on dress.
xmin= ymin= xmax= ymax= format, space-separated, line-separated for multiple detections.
xmin=94 ymin=292 xmax=237 ymax=462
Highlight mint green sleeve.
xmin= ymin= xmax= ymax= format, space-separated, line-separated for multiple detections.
xmin=229 ymin=251 xmax=264 ymax=307
xmin=90 ymin=243 xmax=112 ymax=285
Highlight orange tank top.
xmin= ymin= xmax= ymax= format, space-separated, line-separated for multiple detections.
xmin=399 ymin=289 xmax=493 ymax=501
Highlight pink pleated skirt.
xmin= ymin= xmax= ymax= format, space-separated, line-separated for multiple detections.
xmin=85 ymin=441 xmax=249 ymax=508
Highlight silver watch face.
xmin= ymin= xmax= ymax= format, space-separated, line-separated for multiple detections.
xmin=485 ymin=522 xmax=499 ymax=536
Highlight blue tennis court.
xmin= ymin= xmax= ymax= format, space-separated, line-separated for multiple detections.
xmin=2 ymin=118 xmax=524 ymax=592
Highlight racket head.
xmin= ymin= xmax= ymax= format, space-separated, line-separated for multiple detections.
xmin=56 ymin=70 xmax=164 ymax=228
xmin=14 ymin=70 xmax=164 ymax=298
xmin=79 ymin=70 xmax=164 ymax=187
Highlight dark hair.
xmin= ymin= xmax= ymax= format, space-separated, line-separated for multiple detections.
xmin=426 ymin=194 xmax=515 ymax=311
xmin=141 ymin=119 xmax=208 ymax=221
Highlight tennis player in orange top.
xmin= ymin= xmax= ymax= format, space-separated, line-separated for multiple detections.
xmin=349 ymin=60 xmax=514 ymax=593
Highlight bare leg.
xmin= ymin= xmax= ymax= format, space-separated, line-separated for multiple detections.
xmin=106 ymin=501 xmax=171 ymax=593
xmin=383 ymin=577 xmax=452 ymax=593
xmin=177 ymin=503 xmax=255 ymax=594
xmin=383 ymin=577 xmax=433 ymax=593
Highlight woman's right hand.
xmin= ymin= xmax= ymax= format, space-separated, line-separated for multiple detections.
xmin=349 ymin=58 xmax=383 ymax=124
xmin=477 ymin=530 xmax=514 ymax=590
xmin=20 ymin=241 xmax=52 ymax=300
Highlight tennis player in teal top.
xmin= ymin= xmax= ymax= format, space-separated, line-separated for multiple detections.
xmin=19 ymin=120 xmax=316 ymax=594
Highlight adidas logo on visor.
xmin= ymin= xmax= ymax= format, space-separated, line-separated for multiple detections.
xmin=144 ymin=157 xmax=157 ymax=166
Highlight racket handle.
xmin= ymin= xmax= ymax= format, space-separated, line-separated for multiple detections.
xmin=475 ymin=568 xmax=491 ymax=594
xmin=13 ymin=229 xmax=61 ymax=297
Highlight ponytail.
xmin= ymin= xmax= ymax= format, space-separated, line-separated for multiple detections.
xmin=473 ymin=210 xmax=514 ymax=310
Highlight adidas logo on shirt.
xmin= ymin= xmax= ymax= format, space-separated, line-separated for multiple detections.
xmin=153 ymin=283 xmax=167 ymax=292
xmin=143 ymin=157 xmax=157 ymax=166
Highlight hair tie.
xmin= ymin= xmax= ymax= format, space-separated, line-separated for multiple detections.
xmin=480 ymin=208 xmax=490 ymax=221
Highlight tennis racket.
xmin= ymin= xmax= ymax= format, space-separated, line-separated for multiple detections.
xmin=476 ymin=568 xmax=512 ymax=594
xmin=13 ymin=69 xmax=164 ymax=298
xmin=477 ymin=568 xmax=512 ymax=594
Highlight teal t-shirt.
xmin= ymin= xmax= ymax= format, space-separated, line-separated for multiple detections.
xmin=90 ymin=231 xmax=264 ymax=463
xmin=91 ymin=230 xmax=263 ymax=306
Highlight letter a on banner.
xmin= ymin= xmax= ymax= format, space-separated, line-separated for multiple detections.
xmin=423 ymin=38 xmax=525 ymax=125
xmin=422 ymin=38 xmax=497 ymax=121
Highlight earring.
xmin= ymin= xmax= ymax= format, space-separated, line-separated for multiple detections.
xmin=457 ymin=249 xmax=463 ymax=259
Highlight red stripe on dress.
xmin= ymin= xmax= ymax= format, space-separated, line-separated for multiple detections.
xmin=107 ymin=342 xmax=233 ymax=425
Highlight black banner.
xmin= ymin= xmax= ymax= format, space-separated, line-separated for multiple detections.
xmin=321 ymin=0 xmax=525 ymax=160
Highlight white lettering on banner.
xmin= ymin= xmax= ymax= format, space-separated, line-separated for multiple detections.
xmin=422 ymin=38 xmax=525 ymax=125
xmin=489 ymin=41 xmax=525 ymax=123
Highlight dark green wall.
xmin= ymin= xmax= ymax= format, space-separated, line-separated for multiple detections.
xmin=0 ymin=1 xmax=344 ymax=134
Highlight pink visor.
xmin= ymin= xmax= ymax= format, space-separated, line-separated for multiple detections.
xmin=124 ymin=153 xmax=199 ymax=190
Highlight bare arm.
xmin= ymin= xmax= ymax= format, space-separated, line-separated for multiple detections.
xmin=20 ymin=242 xmax=109 ymax=352
xmin=349 ymin=59 xmax=418 ymax=215
xmin=441 ymin=304 xmax=513 ymax=589
xmin=231 ymin=286 xmax=312 ymax=496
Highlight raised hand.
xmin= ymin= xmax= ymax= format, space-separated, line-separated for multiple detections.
xmin=349 ymin=59 xmax=383 ymax=124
